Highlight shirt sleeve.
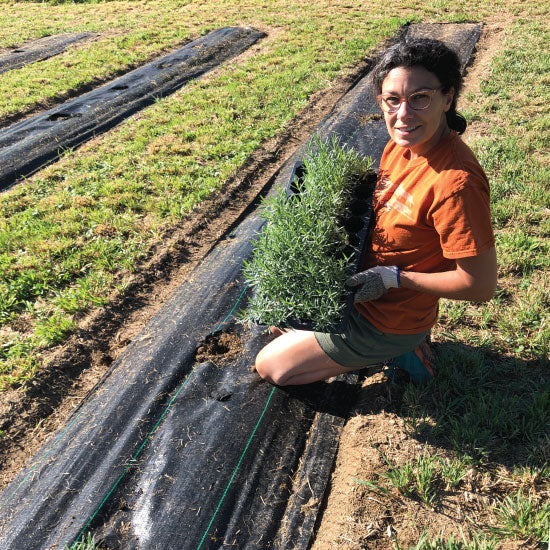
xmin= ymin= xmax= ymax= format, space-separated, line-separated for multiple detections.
xmin=429 ymin=172 xmax=495 ymax=259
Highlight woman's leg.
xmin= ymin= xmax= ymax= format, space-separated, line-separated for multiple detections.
xmin=254 ymin=329 xmax=354 ymax=386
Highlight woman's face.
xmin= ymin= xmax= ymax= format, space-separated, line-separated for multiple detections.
xmin=380 ymin=65 xmax=454 ymax=159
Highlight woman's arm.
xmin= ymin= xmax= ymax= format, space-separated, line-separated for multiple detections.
xmin=399 ymin=246 xmax=497 ymax=302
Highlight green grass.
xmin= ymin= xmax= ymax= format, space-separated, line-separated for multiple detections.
xmin=491 ymin=489 xmax=550 ymax=543
xmin=407 ymin=531 xmax=498 ymax=550
xmin=66 ymin=533 xmax=101 ymax=550
xmin=368 ymin=447 xmax=469 ymax=507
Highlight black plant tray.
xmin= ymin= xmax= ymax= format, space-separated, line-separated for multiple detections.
xmin=283 ymin=160 xmax=376 ymax=332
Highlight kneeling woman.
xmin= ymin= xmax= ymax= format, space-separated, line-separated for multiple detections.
xmin=255 ymin=38 xmax=497 ymax=386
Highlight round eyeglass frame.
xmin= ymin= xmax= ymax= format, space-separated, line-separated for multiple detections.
xmin=376 ymin=87 xmax=443 ymax=113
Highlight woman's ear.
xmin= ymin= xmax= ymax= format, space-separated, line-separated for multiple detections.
xmin=443 ymin=87 xmax=455 ymax=112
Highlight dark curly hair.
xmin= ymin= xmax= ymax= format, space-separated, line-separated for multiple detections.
xmin=371 ymin=38 xmax=467 ymax=134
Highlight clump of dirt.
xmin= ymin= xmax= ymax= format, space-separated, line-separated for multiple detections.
xmin=195 ymin=331 xmax=244 ymax=363
xmin=357 ymin=113 xmax=383 ymax=124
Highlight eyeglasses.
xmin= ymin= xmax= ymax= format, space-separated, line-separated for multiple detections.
xmin=377 ymin=87 xmax=442 ymax=113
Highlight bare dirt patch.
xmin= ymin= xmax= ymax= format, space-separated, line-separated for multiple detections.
xmin=0 ymin=43 xmax=375 ymax=491
xmin=195 ymin=330 xmax=245 ymax=363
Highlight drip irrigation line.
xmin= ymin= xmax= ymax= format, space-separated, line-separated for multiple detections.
xmin=211 ymin=281 xmax=250 ymax=335
xmin=196 ymin=385 xmax=277 ymax=550
xmin=71 ymin=368 xmax=196 ymax=549
xmin=70 ymin=280 xmax=251 ymax=548
xmin=0 ymin=404 xmax=89 ymax=512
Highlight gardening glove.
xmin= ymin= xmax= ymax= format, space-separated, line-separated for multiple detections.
xmin=345 ymin=265 xmax=400 ymax=303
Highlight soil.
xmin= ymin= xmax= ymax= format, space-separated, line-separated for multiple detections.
xmin=0 ymin=17 xmax=522 ymax=549
xmin=195 ymin=330 xmax=245 ymax=363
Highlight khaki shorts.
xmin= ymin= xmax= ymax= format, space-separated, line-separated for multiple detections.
xmin=314 ymin=307 xmax=429 ymax=368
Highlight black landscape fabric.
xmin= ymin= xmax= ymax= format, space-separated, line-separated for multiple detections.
xmin=0 ymin=32 xmax=93 ymax=75
xmin=0 ymin=23 xmax=481 ymax=550
xmin=0 ymin=26 xmax=266 ymax=190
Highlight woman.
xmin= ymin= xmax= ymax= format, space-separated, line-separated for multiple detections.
xmin=254 ymin=38 xmax=497 ymax=386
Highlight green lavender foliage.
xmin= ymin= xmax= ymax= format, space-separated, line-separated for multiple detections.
xmin=242 ymin=135 xmax=373 ymax=331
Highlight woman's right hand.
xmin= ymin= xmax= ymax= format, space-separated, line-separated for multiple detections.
xmin=345 ymin=265 xmax=400 ymax=303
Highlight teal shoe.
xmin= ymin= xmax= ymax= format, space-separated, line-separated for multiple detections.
xmin=386 ymin=337 xmax=437 ymax=384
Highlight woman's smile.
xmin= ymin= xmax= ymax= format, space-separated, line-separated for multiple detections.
xmin=395 ymin=125 xmax=420 ymax=134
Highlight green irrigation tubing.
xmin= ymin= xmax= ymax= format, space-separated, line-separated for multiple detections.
xmin=211 ymin=281 xmax=249 ymax=335
xmin=195 ymin=385 xmax=277 ymax=550
xmin=71 ymin=367 xmax=196 ymax=549
xmin=69 ymin=282 xmax=251 ymax=548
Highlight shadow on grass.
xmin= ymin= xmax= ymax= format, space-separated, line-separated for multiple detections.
xmin=367 ymin=340 xmax=549 ymax=470
xmin=282 ymin=340 xmax=549 ymax=469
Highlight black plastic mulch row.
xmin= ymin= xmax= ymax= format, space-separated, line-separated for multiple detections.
xmin=0 ymin=26 xmax=266 ymax=191
xmin=0 ymin=32 xmax=93 ymax=75
xmin=0 ymin=23 xmax=481 ymax=550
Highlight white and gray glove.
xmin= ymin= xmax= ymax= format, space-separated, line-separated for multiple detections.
xmin=345 ymin=265 xmax=400 ymax=303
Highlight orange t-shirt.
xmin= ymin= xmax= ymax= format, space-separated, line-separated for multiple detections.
xmin=356 ymin=131 xmax=495 ymax=334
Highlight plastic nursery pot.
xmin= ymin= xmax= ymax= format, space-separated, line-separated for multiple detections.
xmin=349 ymin=199 xmax=369 ymax=215
xmin=343 ymin=215 xmax=365 ymax=233
xmin=352 ymin=172 xmax=377 ymax=199
xmin=287 ymin=161 xmax=307 ymax=197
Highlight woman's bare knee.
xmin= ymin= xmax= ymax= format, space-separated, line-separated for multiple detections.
xmin=254 ymin=329 xmax=336 ymax=386
xmin=254 ymin=348 xmax=290 ymax=386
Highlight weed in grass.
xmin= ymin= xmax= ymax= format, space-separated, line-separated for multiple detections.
xmin=414 ymin=453 xmax=440 ymax=506
xmin=440 ymin=301 xmax=468 ymax=325
xmin=352 ymin=476 xmax=390 ymax=495
xmin=410 ymin=530 xmax=497 ymax=550
xmin=496 ymin=230 xmax=550 ymax=276
xmin=377 ymin=447 xmax=447 ymax=505
xmin=404 ymin=409 xmax=435 ymax=437
xmin=0 ymin=334 xmax=40 ymax=390
xmin=242 ymin=135 xmax=374 ymax=331
xmin=491 ymin=489 xmax=550 ymax=545
xmin=439 ymin=457 xmax=468 ymax=490
xmin=34 ymin=312 xmax=77 ymax=347
xmin=383 ymin=458 xmax=416 ymax=499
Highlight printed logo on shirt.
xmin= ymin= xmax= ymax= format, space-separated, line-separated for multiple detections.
xmin=375 ymin=174 xmax=415 ymax=222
